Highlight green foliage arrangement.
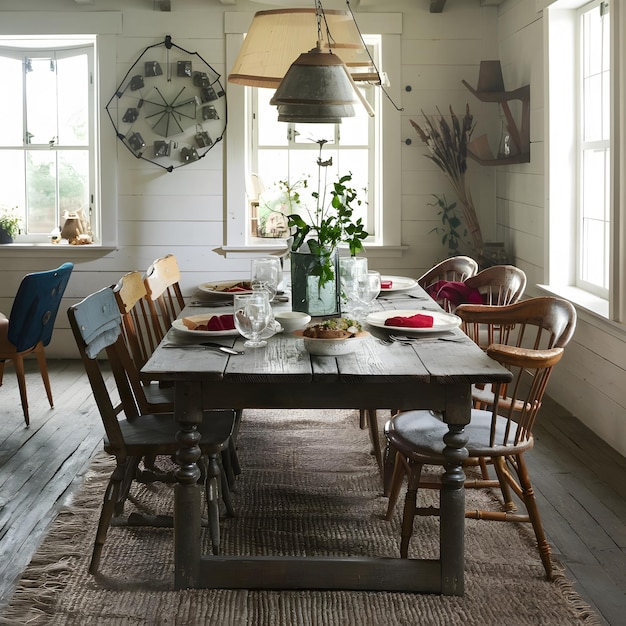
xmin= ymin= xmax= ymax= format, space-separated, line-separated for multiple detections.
xmin=287 ymin=139 xmax=368 ymax=287
xmin=428 ymin=194 xmax=471 ymax=255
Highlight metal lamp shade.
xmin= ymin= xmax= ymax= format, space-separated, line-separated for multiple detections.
xmin=269 ymin=49 xmax=358 ymax=107
xmin=228 ymin=8 xmax=379 ymax=88
xmin=276 ymin=102 xmax=355 ymax=123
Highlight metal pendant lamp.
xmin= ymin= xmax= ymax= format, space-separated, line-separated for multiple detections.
xmin=276 ymin=102 xmax=355 ymax=124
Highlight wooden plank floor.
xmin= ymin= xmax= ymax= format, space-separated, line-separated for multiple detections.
xmin=0 ymin=359 xmax=624 ymax=624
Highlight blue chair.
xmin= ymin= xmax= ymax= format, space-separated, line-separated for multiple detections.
xmin=0 ymin=262 xmax=74 ymax=426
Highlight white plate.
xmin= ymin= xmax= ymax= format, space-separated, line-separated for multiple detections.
xmin=172 ymin=317 xmax=240 ymax=337
xmin=378 ymin=275 xmax=418 ymax=293
xmin=294 ymin=330 xmax=369 ymax=356
xmin=198 ymin=280 xmax=254 ymax=296
xmin=365 ymin=309 xmax=461 ymax=334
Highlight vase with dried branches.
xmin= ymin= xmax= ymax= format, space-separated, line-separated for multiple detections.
xmin=411 ymin=105 xmax=484 ymax=253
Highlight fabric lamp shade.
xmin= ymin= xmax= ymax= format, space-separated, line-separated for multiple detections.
xmin=228 ymin=8 xmax=379 ymax=88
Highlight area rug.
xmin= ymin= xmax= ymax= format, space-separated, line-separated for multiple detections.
xmin=1 ymin=409 xmax=599 ymax=625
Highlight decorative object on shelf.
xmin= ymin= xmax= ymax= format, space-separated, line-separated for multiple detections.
xmin=462 ymin=60 xmax=530 ymax=165
xmin=0 ymin=207 xmax=22 ymax=244
xmin=105 ymin=35 xmax=227 ymax=172
xmin=288 ymin=138 xmax=368 ymax=316
xmin=60 ymin=208 xmax=93 ymax=245
xmin=412 ymin=106 xmax=484 ymax=253
xmin=477 ymin=241 xmax=510 ymax=269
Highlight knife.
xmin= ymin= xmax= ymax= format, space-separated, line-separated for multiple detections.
xmin=162 ymin=343 xmax=243 ymax=355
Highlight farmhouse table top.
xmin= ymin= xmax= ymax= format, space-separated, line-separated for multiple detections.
xmin=141 ymin=282 xmax=511 ymax=595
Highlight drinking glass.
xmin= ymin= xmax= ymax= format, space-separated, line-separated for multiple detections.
xmin=353 ymin=270 xmax=381 ymax=318
xmin=339 ymin=256 xmax=368 ymax=315
xmin=251 ymin=257 xmax=283 ymax=301
xmin=233 ymin=292 xmax=271 ymax=348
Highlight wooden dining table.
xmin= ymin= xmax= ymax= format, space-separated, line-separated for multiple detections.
xmin=141 ymin=282 xmax=511 ymax=596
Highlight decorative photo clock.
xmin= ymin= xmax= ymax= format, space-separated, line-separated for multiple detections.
xmin=105 ymin=35 xmax=227 ymax=172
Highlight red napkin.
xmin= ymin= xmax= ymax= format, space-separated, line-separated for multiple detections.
xmin=384 ymin=313 xmax=434 ymax=328
xmin=207 ymin=314 xmax=235 ymax=331
xmin=425 ymin=280 xmax=484 ymax=307
xmin=224 ymin=286 xmax=249 ymax=292
xmin=381 ymin=280 xmax=393 ymax=289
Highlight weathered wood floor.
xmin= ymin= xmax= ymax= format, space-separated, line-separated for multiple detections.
xmin=0 ymin=359 xmax=624 ymax=624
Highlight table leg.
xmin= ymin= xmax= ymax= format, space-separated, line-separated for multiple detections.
xmin=174 ymin=381 xmax=203 ymax=589
xmin=439 ymin=385 xmax=470 ymax=596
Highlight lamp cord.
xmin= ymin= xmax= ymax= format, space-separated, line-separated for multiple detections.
xmin=344 ymin=0 xmax=404 ymax=112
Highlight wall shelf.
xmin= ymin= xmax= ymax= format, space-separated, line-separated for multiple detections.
xmin=462 ymin=60 xmax=530 ymax=166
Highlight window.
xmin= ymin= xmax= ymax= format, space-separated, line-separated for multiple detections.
xmin=578 ymin=0 xmax=610 ymax=296
xmin=0 ymin=38 xmax=96 ymax=243
xmin=248 ymin=46 xmax=379 ymax=243
xmin=224 ymin=12 xmax=403 ymax=255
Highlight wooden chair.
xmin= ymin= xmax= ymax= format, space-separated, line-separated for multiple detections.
xmin=143 ymin=254 xmax=186 ymax=341
xmin=68 ymin=286 xmax=237 ymax=573
xmin=417 ymin=255 xmax=479 ymax=290
xmin=465 ymin=264 xmax=526 ymax=306
xmin=0 ymin=262 xmax=73 ymax=426
xmin=383 ymin=297 xmax=577 ymax=579
xmin=113 ymin=270 xmax=173 ymax=412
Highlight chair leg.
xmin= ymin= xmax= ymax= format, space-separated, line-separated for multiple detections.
xmin=205 ymin=452 xmax=222 ymax=555
xmin=516 ymin=453 xmax=553 ymax=579
xmin=0 ymin=359 xmax=5 ymax=386
xmin=359 ymin=408 xmax=368 ymax=429
xmin=115 ymin=456 xmax=141 ymax=516
xmin=400 ymin=462 xmax=423 ymax=558
xmin=385 ymin=449 xmax=406 ymax=521
xmin=34 ymin=343 xmax=53 ymax=409
xmin=366 ymin=408 xmax=383 ymax=472
xmin=492 ymin=456 xmax=517 ymax=512
xmin=12 ymin=355 xmax=30 ymax=427
xmin=90 ymin=465 xmax=124 ymax=574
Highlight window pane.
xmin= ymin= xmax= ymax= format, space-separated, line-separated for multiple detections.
xmin=25 ymin=57 xmax=58 ymax=146
xmin=582 ymin=148 xmax=607 ymax=220
xmin=0 ymin=56 xmax=23 ymax=146
xmin=257 ymin=88 xmax=288 ymax=146
xmin=57 ymin=53 xmax=88 ymax=145
xmin=581 ymin=216 xmax=607 ymax=287
xmin=0 ymin=150 xmax=25 ymax=213
xmin=25 ymin=151 xmax=56 ymax=233
xmin=59 ymin=150 xmax=89 ymax=216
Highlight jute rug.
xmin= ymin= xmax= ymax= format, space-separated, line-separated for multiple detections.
xmin=1 ymin=409 xmax=600 ymax=625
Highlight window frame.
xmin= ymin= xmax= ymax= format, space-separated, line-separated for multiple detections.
xmin=0 ymin=12 xmax=120 ymax=252
xmin=224 ymin=11 xmax=403 ymax=258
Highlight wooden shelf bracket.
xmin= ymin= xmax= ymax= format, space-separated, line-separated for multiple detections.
xmin=462 ymin=60 xmax=530 ymax=166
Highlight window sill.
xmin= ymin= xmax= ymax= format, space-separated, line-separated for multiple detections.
xmin=0 ymin=243 xmax=117 ymax=257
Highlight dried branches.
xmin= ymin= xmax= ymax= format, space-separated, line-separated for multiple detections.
xmin=411 ymin=105 xmax=484 ymax=252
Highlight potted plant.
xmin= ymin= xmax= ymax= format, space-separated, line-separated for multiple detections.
xmin=0 ymin=207 xmax=22 ymax=244
xmin=287 ymin=139 xmax=368 ymax=316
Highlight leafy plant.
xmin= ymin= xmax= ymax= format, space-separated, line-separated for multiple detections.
xmin=428 ymin=194 xmax=471 ymax=255
xmin=287 ymin=139 xmax=368 ymax=287
xmin=0 ymin=207 xmax=22 ymax=239
xmin=412 ymin=105 xmax=484 ymax=252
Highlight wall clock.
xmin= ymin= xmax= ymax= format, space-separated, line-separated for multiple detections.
xmin=105 ymin=35 xmax=227 ymax=172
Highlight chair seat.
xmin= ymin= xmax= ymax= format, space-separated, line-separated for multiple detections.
xmin=387 ymin=409 xmax=534 ymax=463
xmin=105 ymin=410 xmax=235 ymax=457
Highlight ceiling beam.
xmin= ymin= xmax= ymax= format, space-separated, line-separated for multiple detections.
xmin=430 ymin=0 xmax=447 ymax=12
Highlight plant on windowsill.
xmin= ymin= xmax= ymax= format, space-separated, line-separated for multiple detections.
xmin=0 ymin=207 xmax=22 ymax=244
xmin=287 ymin=139 xmax=369 ymax=316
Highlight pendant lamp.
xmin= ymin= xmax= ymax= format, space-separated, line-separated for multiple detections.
xmin=276 ymin=103 xmax=355 ymax=123
xmin=227 ymin=8 xmax=379 ymax=89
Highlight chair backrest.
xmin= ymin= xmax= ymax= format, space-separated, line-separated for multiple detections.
xmin=143 ymin=254 xmax=186 ymax=340
xmin=456 ymin=296 xmax=576 ymax=352
xmin=8 ymin=262 xmax=74 ymax=351
xmin=457 ymin=297 xmax=577 ymax=445
xmin=464 ymin=265 xmax=527 ymax=306
xmin=113 ymin=270 xmax=160 ymax=370
xmin=417 ymin=255 xmax=479 ymax=289
xmin=68 ymin=287 xmax=151 ymax=454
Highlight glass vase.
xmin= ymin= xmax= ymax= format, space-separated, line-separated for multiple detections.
xmin=290 ymin=249 xmax=340 ymax=317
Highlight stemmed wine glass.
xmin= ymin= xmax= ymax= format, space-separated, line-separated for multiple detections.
xmin=233 ymin=292 xmax=271 ymax=348
xmin=251 ymin=257 xmax=282 ymax=302
xmin=339 ymin=256 xmax=368 ymax=315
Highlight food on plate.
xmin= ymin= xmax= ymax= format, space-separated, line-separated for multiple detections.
xmin=380 ymin=279 xmax=393 ymax=289
xmin=210 ymin=281 xmax=252 ymax=293
xmin=181 ymin=314 xmax=235 ymax=331
xmin=303 ymin=317 xmax=362 ymax=339
xmin=384 ymin=313 xmax=434 ymax=328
